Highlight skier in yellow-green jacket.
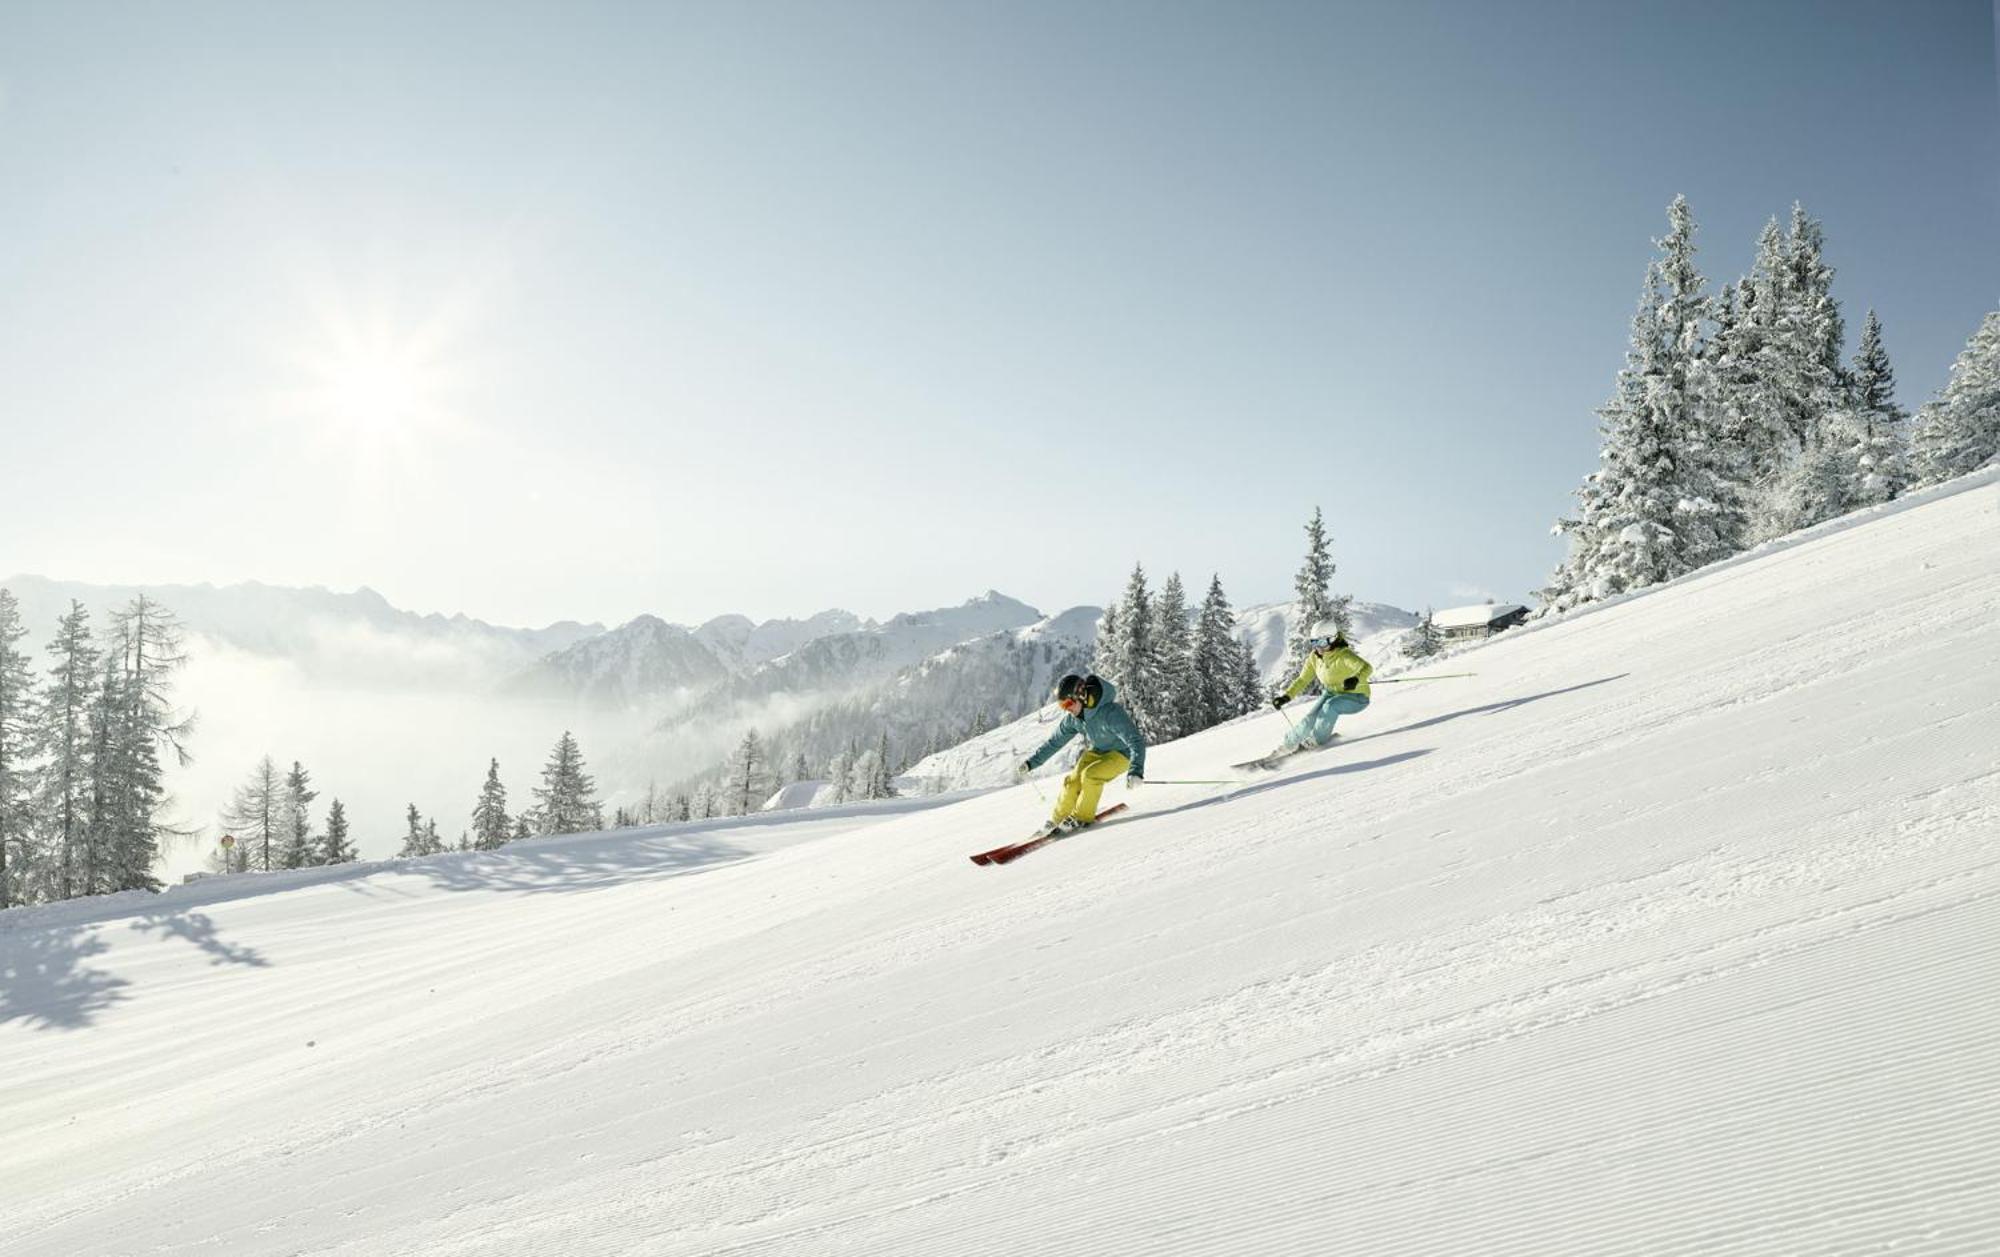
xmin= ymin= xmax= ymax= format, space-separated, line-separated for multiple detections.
xmin=1271 ymin=620 xmax=1372 ymax=752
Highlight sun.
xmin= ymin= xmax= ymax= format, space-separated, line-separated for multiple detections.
xmin=322 ymin=344 xmax=426 ymax=438
xmin=286 ymin=298 xmax=466 ymax=459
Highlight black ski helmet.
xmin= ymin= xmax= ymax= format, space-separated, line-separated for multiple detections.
xmin=1054 ymin=673 xmax=1104 ymax=708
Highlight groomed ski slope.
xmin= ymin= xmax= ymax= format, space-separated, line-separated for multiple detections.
xmin=5 ymin=475 xmax=1999 ymax=1256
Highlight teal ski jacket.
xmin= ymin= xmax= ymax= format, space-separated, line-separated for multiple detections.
xmin=1025 ymin=676 xmax=1148 ymax=777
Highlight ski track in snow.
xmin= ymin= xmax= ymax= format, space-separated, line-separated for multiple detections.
xmin=3 ymin=474 xmax=1999 ymax=1255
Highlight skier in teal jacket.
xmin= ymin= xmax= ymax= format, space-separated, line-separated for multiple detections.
xmin=1017 ymin=673 xmax=1147 ymax=830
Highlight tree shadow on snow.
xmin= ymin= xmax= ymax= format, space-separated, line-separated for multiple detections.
xmin=367 ymin=829 xmax=764 ymax=899
xmin=130 ymin=910 xmax=271 ymax=969
xmin=0 ymin=928 xmax=131 ymax=1031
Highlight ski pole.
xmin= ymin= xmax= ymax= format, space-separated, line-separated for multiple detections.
xmin=1373 ymin=672 xmax=1476 ymax=684
xmin=1142 ymin=778 xmax=1242 ymax=786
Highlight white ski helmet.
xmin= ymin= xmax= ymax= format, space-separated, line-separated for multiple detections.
xmin=1308 ymin=618 xmax=1341 ymax=640
xmin=1308 ymin=619 xmax=1345 ymax=649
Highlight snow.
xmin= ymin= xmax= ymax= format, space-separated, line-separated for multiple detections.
xmin=4 ymin=475 xmax=1999 ymax=1254
xmin=761 ymin=779 xmax=829 ymax=811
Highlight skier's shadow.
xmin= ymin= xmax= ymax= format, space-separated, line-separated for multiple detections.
xmin=1167 ymin=749 xmax=1437 ymax=814
xmin=1333 ymin=673 xmax=1629 ymax=750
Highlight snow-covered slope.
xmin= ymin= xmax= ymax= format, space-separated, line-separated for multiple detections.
xmin=5 ymin=473 xmax=1998 ymax=1255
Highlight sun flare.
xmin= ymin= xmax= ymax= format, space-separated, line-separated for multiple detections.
xmin=323 ymin=346 xmax=426 ymax=438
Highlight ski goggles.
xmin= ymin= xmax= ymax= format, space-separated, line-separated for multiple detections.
xmin=1309 ymin=636 xmax=1338 ymax=652
xmin=1057 ymin=696 xmax=1083 ymax=715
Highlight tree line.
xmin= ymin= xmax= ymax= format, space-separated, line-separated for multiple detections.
xmin=1545 ymin=196 xmax=2000 ymax=612
xmin=0 ymin=595 xmax=193 ymax=908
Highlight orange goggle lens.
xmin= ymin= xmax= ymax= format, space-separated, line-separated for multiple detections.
xmin=1058 ymin=697 xmax=1082 ymax=714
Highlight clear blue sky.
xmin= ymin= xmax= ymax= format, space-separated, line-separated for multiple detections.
xmin=3 ymin=0 xmax=1995 ymax=628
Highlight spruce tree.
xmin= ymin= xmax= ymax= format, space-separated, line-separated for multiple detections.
xmin=94 ymin=598 xmax=193 ymax=893
xmin=1189 ymin=575 xmax=1241 ymax=733
xmin=1106 ymin=564 xmax=1159 ymax=733
xmin=0 ymin=590 xmax=38 ymax=908
xmin=1546 ymin=198 xmax=1738 ymax=609
xmin=731 ymin=729 xmax=768 ymax=814
xmin=279 ymin=761 xmax=318 ymax=869
xmin=512 ymin=814 xmax=534 ymax=842
xmin=34 ymin=601 xmax=98 ymax=902
xmin=1850 ymin=310 xmax=1910 ymax=504
xmin=872 ymin=730 xmax=896 ymax=799
xmin=1910 ymin=311 xmax=2000 ymax=486
xmin=1405 ymin=609 xmax=1444 ymax=659
xmin=1235 ymin=636 xmax=1265 ymax=716
xmin=398 ymin=804 xmax=429 ymax=857
xmin=1151 ymin=573 xmax=1196 ymax=740
xmin=1092 ymin=604 xmax=1124 ymax=690
xmin=825 ymin=743 xmax=853 ymax=805
xmin=1288 ymin=508 xmax=1348 ymax=674
xmin=471 ymin=758 xmax=512 ymax=850
xmin=321 ymin=798 xmax=357 ymax=863
xmin=532 ymin=731 xmax=601 ymax=834
xmin=221 ymin=757 xmax=286 ymax=873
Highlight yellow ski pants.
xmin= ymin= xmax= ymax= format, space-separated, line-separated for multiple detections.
xmin=1053 ymin=749 xmax=1129 ymax=825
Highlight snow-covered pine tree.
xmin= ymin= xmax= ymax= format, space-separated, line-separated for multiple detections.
xmin=279 ymin=760 xmax=318 ymax=869
xmin=1235 ymin=635 xmax=1265 ymax=716
xmin=1188 ymin=575 xmax=1240 ymax=732
xmin=398 ymin=804 xmax=427 ymax=857
xmin=222 ymin=757 xmax=285 ymax=873
xmin=1768 ymin=410 xmax=1868 ymax=532
xmin=1849 ymin=310 xmax=1910 ymax=504
xmin=0 ymin=590 xmax=38 ymax=908
xmin=1100 ymin=565 xmax=1160 ymax=733
xmin=33 ymin=601 xmax=98 ymax=903
xmin=730 ymin=729 xmax=768 ymax=815
xmin=1404 ymin=608 xmax=1444 ymax=659
xmin=1152 ymin=572 xmax=1196 ymax=740
xmin=512 ymin=814 xmax=534 ymax=842
xmin=91 ymin=598 xmax=193 ymax=893
xmin=1093 ymin=604 xmax=1124 ymax=691
xmin=1287 ymin=507 xmax=1349 ymax=675
xmin=321 ymin=798 xmax=357 ymax=864
xmin=471 ymin=758 xmax=511 ymax=850
xmin=423 ymin=818 xmax=443 ymax=855
xmin=791 ymin=750 xmax=809 ymax=785
xmin=1545 ymin=198 xmax=1738 ymax=610
xmin=872 ymin=730 xmax=896 ymax=799
xmin=1910 ymin=311 xmax=2000 ymax=487
xmin=532 ymin=731 xmax=602 ymax=834
xmin=825 ymin=742 xmax=853 ymax=805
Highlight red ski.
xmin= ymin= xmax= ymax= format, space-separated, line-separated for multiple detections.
xmin=970 ymin=804 xmax=1128 ymax=866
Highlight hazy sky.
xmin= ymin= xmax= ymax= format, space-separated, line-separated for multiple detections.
xmin=3 ymin=0 xmax=1996 ymax=630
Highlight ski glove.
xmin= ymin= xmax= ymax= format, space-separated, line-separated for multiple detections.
xmin=1342 ymin=676 xmax=1359 ymax=691
xmin=1270 ymin=693 xmax=1291 ymax=711
xmin=1015 ymin=760 xmax=1033 ymax=782
xmin=1126 ymin=773 xmax=1143 ymax=790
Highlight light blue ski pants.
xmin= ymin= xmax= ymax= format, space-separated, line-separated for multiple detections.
xmin=1284 ymin=691 xmax=1369 ymax=750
